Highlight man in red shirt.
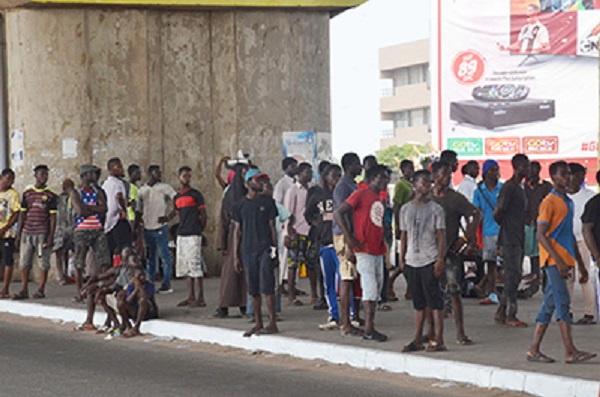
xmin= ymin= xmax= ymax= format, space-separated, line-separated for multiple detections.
xmin=334 ymin=164 xmax=391 ymax=342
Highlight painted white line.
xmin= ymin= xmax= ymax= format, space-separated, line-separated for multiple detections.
xmin=1 ymin=300 xmax=598 ymax=397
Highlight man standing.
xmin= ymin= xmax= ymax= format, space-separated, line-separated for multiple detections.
xmin=12 ymin=165 xmax=57 ymax=300
xmin=232 ymin=169 xmax=279 ymax=337
xmin=102 ymin=158 xmax=132 ymax=257
xmin=333 ymin=153 xmax=363 ymax=337
xmin=136 ymin=165 xmax=177 ymax=294
xmin=0 ymin=169 xmax=20 ymax=298
xmin=174 ymin=166 xmax=207 ymax=308
xmin=283 ymin=162 xmax=315 ymax=305
xmin=494 ymin=154 xmax=530 ymax=327
xmin=431 ymin=161 xmax=480 ymax=345
xmin=566 ymin=163 xmax=596 ymax=324
xmin=582 ymin=171 xmax=600 ymax=322
xmin=390 ymin=159 xmax=414 ymax=299
xmin=305 ymin=164 xmax=342 ymax=330
xmin=524 ymin=161 xmax=553 ymax=294
xmin=457 ymin=161 xmax=480 ymax=203
xmin=527 ymin=161 xmax=595 ymax=364
xmin=335 ymin=165 xmax=391 ymax=342
xmin=273 ymin=157 xmax=298 ymax=289
xmin=70 ymin=164 xmax=110 ymax=330
xmin=473 ymin=160 xmax=502 ymax=304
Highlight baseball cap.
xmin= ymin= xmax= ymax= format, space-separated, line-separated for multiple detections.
xmin=79 ymin=164 xmax=96 ymax=176
xmin=244 ymin=169 xmax=269 ymax=183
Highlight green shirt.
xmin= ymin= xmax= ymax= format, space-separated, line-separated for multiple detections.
xmin=393 ymin=179 xmax=412 ymax=208
xmin=128 ymin=183 xmax=139 ymax=222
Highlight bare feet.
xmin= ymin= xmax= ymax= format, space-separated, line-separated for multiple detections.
xmin=243 ymin=326 xmax=262 ymax=337
xmin=122 ymin=328 xmax=140 ymax=338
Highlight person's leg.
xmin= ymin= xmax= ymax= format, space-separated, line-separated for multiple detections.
xmin=193 ymin=277 xmax=205 ymax=306
xmin=84 ymin=292 xmax=96 ymax=326
xmin=55 ymin=247 xmax=67 ymax=283
xmin=577 ymin=240 xmax=596 ymax=319
xmin=321 ymin=247 xmax=340 ymax=322
xmin=263 ymin=294 xmax=278 ymax=333
xmin=144 ymin=228 xmax=157 ymax=283
xmin=340 ymin=280 xmax=352 ymax=332
xmin=156 ymin=226 xmax=173 ymax=289
xmin=36 ymin=235 xmax=52 ymax=295
xmin=2 ymin=263 xmax=12 ymax=295
xmin=117 ymin=293 xmax=131 ymax=330
xmin=133 ymin=297 xmax=150 ymax=333
xmin=287 ymin=236 xmax=299 ymax=304
xmin=529 ymin=267 xmax=555 ymax=359
xmin=356 ymin=254 xmax=383 ymax=339
xmin=17 ymin=235 xmax=35 ymax=296
xmin=258 ymin=248 xmax=277 ymax=333
xmin=404 ymin=265 xmax=425 ymax=346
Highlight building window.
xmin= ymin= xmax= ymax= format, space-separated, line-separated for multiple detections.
xmin=408 ymin=65 xmax=424 ymax=85
xmin=394 ymin=111 xmax=409 ymax=129
xmin=424 ymin=108 xmax=431 ymax=126
xmin=410 ymin=108 xmax=424 ymax=127
xmin=393 ymin=68 xmax=409 ymax=88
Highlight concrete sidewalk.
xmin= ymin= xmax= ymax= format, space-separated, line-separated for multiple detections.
xmin=1 ymin=276 xmax=599 ymax=397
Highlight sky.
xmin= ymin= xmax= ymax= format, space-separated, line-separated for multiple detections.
xmin=330 ymin=0 xmax=431 ymax=160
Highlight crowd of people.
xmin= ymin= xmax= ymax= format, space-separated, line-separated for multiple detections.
xmin=0 ymin=150 xmax=598 ymax=363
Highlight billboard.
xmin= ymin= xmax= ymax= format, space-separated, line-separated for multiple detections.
xmin=432 ymin=0 xmax=598 ymax=173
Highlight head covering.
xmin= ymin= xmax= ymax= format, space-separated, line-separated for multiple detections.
xmin=482 ymin=160 xmax=498 ymax=176
xmin=244 ymin=169 xmax=268 ymax=183
xmin=79 ymin=164 xmax=96 ymax=176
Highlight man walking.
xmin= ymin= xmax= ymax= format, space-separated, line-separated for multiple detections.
xmin=136 ymin=165 xmax=177 ymax=293
xmin=527 ymin=161 xmax=595 ymax=364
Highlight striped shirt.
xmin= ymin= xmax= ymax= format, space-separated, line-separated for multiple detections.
xmin=75 ymin=187 xmax=103 ymax=230
xmin=21 ymin=186 xmax=58 ymax=235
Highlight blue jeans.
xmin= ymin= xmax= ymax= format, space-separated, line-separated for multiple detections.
xmin=320 ymin=246 xmax=340 ymax=322
xmin=536 ymin=265 xmax=572 ymax=324
xmin=144 ymin=226 xmax=172 ymax=287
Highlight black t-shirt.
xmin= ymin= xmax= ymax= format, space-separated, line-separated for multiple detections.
xmin=496 ymin=179 xmax=527 ymax=247
xmin=232 ymin=195 xmax=278 ymax=255
xmin=304 ymin=186 xmax=334 ymax=246
xmin=432 ymin=190 xmax=476 ymax=246
xmin=524 ymin=180 xmax=552 ymax=225
xmin=581 ymin=193 xmax=600 ymax=253
xmin=174 ymin=188 xmax=206 ymax=236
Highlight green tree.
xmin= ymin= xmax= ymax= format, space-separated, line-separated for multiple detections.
xmin=376 ymin=144 xmax=427 ymax=169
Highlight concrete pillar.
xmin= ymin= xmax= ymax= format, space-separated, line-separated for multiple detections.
xmin=4 ymin=8 xmax=331 ymax=273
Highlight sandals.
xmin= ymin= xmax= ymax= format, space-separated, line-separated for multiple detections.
xmin=11 ymin=291 xmax=28 ymax=300
xmin=565 ymin=351 xmax=597 ymax=364
xmin=378 ymin=304 xmax=392 ymax=312
xmin=74 ymin=323 xmax=97 ymax=332
xmin=0 ymin=292 xmax=10 ymax=299
xmin=288 ymin=299 xmax=303 ymax=307
xmin=527 ymin=351 xmax=555 ymax=363
xmin=426 ymin=341 xmax=447 ymax=352
xmin=340 ymin=327 xmax=363 ymax=337
xmin=32 ymin=291 xmax=45 ymax=299
xmin=402 ymin=341 xmax=425 ymax=352
xmin=575 ymin=315 xmax=597 ymax=325
xmin=507 ymin=319 xmax=528 ymax=328
xmin=456 ymin=336 xmax=474 ymax=346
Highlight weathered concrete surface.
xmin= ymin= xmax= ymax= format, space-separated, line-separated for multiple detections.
xmin=4 ymin=8 xmax=331 ymax=274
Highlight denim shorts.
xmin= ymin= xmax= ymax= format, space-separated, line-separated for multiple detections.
xmin=536 ymin=265 xmax=572 ymax=324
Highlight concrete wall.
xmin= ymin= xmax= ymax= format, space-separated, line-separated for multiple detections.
xmin=4 ymin=8 xmax=331 ymax=273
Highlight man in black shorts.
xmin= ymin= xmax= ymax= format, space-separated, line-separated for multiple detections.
xmin=232 ymin=169 xmax=279 ymax=337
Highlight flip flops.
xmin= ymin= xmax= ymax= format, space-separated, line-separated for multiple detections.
xmin=565 ymin=351 xmax=597 ymax=364
xmin=456 ymin=336 xmax=474 ymax=346
xmin=32 ymin=291 xmax=45 ymax=299
xmin=426 ymin=341 xmax=447 ymax=352
xmin=527 ymin=351 xmax=555 ymax=363
xmin=11 ymin=291 xmax=28 ymax=300
xmin=402 ymin=341 xmax=425 ymax=352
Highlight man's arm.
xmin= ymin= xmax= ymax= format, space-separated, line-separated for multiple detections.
xmin=199 ymin=207 xmax=207 ymax=232
xmin=0 ymin=210 xmax=19 ymax=238
xmin=582 ymin=222 xmax=600 ymax=262
xmin=573 ymin=236 xmax=589 ymax=284
xmin=46 ymin=213 xmax=56 ymax=248
xmin=232 ymin=220 xmax=243 ymax=274
xmin=333 ymin=202 xmax=360 ymax=251
xmin=268 ymin=219 xmax=279 ymax=268
xmin=493 ymin=185 xmax=510 ymax=225
xmin=15 ymin=210 xmax=26 ymax=247
xmin=393 ymin=202 xmax=401 ymax=240
xmin=434 ymin=229 xmax=446 ymax=279
xmin=215 ymin=156 xmax=230 ymax=189
xmin=537 ymin=222 xmax=570 ymax=278
xmin=399 ymin=230 xmax=407 ymax=272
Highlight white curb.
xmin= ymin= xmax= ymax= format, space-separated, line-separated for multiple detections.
xmin=1 ymin=300 xmax=598 ymax=397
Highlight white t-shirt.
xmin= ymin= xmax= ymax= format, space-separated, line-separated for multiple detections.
xmin=568 ymin=188 xmax=596 ymax=242
xmin=518 ymin=21 xmax=550 ymax=53
xmin=137 ymin=182 xmax=177 ymax=231
xmin=457 ymin=175 xmax=477 ymax=203
xmin=273 ymin=175 xmax=294 ymax=205
xmin=102 ymin=175 xmax=127 ymax=233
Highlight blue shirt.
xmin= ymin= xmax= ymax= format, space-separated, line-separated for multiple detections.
xmin=333 ymin=174 xmax=357 ymax=235
xmin=473 ymin=181 xmax=502 ymax=237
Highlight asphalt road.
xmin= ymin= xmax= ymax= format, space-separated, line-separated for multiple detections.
xmin=0 ymin=315 xmax=524 ymax=397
